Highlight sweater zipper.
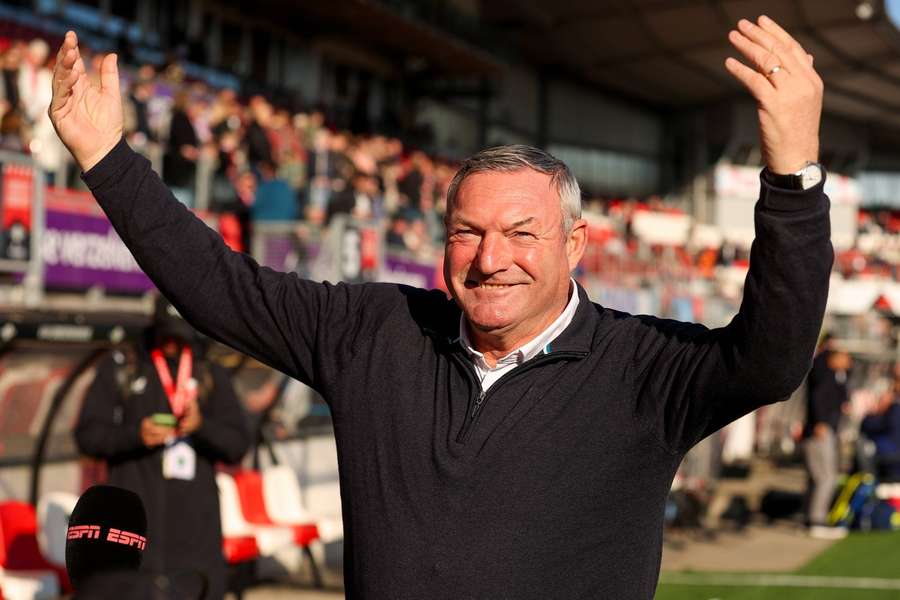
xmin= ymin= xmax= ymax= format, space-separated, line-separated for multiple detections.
xmin=453 ymin=350 xmax=587 ymax=444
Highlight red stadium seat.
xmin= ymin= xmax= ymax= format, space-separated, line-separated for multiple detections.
xmin=0 ymin=501 xmax=67 ymax=598
xmin=233 ymin=470 xmax=319 ymax=546
xmin=222 ymin=535 xmax=259 ymax=565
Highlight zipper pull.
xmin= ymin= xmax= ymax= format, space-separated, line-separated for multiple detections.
xmin=471 ymin=390 xmax=486 ymax=419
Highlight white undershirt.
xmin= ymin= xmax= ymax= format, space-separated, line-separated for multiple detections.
xmin=459 ymin=279 xmax=580 ymax=392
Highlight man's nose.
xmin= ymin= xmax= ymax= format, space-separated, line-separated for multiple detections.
xmin=476 ymin=232 xmax=512 ymax=274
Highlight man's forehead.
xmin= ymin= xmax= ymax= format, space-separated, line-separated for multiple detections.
xmin=453 ymin=170 xmax=560 ymax=216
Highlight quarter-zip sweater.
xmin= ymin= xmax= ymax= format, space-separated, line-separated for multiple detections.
xmin=83 ymin=139 xmax=833 ymax=600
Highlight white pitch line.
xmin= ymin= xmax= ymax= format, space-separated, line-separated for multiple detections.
xmin=660 ymin=573 xmax=900 ymax=590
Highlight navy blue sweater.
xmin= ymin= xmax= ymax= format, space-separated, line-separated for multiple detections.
xmin=84 ymin=139 xmax=832 ymax=599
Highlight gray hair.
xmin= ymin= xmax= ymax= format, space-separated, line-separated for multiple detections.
xmin=445 ymin=144 xmax=582 ymax=234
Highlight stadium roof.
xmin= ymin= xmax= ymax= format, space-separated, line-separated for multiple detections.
xmin=254 ymin=0 xmax=502 ymax=76
xmin=482 ymin=0 xmax=900 ymax=138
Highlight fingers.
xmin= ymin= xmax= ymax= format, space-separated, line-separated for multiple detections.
xmin=736 ymin=19 xmax=801 ymax=76
xmin=728 ymin=30 xmax=777 ymax=77
xmin=757 ymin=15 xmax=816 ymax=76
xmin=51 ymin=32 xmax=82 ymax=113
xmin=99 ymin=53 xmax=119 ymax=96
xmin=51 ymin=50 xmax=78 ymax=109
xmin=725 ymin=57 xmax=772 ymax=99
xmin=54 ymin=30 xmax=77 ymax=67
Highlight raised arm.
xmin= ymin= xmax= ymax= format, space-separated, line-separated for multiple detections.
xmin=48 ymin=32 xmax=385 ymax=389
xmin=630 ymin=17 xmax=832 ymax=453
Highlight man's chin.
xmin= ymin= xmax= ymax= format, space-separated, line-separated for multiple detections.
xmin=464 ymin=313 xmax=513 ymax=334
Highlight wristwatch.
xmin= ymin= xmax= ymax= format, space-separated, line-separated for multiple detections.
xmin=763 ymin=161 xmax=825 ymax=191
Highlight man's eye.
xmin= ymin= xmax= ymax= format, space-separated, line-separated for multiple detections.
xmin=513 ymin=231 xmax=536 ymax=238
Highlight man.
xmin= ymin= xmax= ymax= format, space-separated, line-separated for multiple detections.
xmin=75 ymin=295 xmax=251 ymax=599
xmin=802 ymin=335 xmax=851 ymax=538
xmin=51 ymin=16 xmax=830 ymax=599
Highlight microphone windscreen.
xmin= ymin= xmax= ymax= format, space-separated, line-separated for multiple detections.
xmin=66 ymin=485 xmax=148 ymax=590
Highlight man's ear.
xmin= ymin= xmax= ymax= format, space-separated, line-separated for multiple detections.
xmin=566 ymin=219 xmax=588 ymax=271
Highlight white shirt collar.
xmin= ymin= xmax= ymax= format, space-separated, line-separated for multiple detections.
xmin=458 ymin=279 xmax=580 ymax=369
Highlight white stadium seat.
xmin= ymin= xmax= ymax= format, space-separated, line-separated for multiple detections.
xmin=36 ymin=492 xmax=78 ymax=567
xmin=216 ymin=472 xmax=293 ymax=556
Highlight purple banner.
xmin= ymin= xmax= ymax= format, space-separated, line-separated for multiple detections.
xmin=382 ymin=254 xmax=441 ymax=290
xmin=43 ymin=207 xmax=154 ymax=292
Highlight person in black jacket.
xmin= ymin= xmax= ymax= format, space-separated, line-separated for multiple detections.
xmin=75 ymin=295 xmax=251 ymax=600
xmin=53 ymin=16 xmax=830 ymax=600
xmin=163 ymin=91 xmax=200 ymax=206
xmin=802 ymin=335 xmax=851 ymax=538
xmin=860 ymin=369 xmax=900 ymax=481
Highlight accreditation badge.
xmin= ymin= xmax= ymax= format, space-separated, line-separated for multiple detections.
xmin=162 ymin=439 xmax=196 ymax=481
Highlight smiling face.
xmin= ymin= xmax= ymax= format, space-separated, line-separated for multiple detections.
xmin=444 ymin=169 xmax=587 ymax=351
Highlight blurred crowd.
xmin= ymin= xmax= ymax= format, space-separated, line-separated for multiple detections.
xmin=0 ymin=34 xmax=458 ymax=259
xmin=1 ymin=33 xmax=899 ymax=289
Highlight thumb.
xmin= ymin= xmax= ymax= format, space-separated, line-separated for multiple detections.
xmin=99 ymin=53 xmax=119 ymax=95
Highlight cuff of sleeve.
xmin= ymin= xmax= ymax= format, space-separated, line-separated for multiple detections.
xmin=80 ymin=137 xmax=135 ymax=190
xmin=758 ymin=169 xmax=828 ymax=213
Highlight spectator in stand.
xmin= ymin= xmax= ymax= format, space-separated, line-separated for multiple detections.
xmin=163 ymin=91 xmax=200 ymax=207
xmin=208 ymin=88 xmax=240 ymax=139
xmin=306 ymin=128 xmax=336 ymax=221
xmin=209 ymin=129 xmax=242 ymax=213
xmin=0 ymin=41 xmax=22 ymax=113
xmin=270 ymin=107 xmax=307 ymax=199
xmin=0 ymin=108 xmax=26 ymax=152
xmin=351 ymin=172 xmax=381 ymax=221
xmin=386 ymin=212 xmax=408 ymax=249
xmin=123 ymin=77 xmax=158 ymax=153
xmin=17 ymin=38 xmax=50 ymax=125
xmin=251 ymin=159 xmax=297 ymax=222
xmin=803 ymin=333 xmax=852 ymax=539
xmin=860 ymin=369 xmax=900 ymax=481
xmin=245 ymin=95 xmax=274 ymax=174
xmin=397 ymin=149 xmax=427 ymax=210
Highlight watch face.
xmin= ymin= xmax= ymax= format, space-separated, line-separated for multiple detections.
xmin=801 ymin=164 xmax=824 ymax=190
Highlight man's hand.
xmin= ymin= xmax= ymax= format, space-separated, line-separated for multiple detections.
xmin=725 ymin=16 xmax=823 ymax=175
xmin=813 ymin=422 xmax=831 ymax=440
xmin=49 ymin=31 xmax=123 ymax=172
xmin=140 ymin=417 xmax=175 ymax=448
xmin=176 ymin=393 xmax=203 ymax=437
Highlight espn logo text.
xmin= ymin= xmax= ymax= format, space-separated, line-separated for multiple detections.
xmin=66 ymin=525 xmax=146 ymax=551
xmin=66 ymin=525 xmax=101 ymax=540
xmin=107 ymin=528 xmax=146 ymax=550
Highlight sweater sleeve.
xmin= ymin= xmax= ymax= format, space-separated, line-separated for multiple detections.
xmin=75 ymin=356 xmax=145 ymax=458
xmin=628 ymin=174 xmax=833 ymax=454
xmin=81 ymin=139 xmax=391 ymax=393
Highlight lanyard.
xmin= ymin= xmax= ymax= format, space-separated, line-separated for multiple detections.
xmin=151 ymin=346 xmax=193 ymax=417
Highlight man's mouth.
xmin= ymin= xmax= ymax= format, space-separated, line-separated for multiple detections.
xmin=465 ymin=281 xmax=516 ymax=289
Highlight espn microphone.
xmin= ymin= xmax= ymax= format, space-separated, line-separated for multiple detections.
xmin=65 ymin=485 xmax=148 ymax=590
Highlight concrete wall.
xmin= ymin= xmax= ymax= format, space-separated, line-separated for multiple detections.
xmin=547 ymin=80 xmax=662 ymax=157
